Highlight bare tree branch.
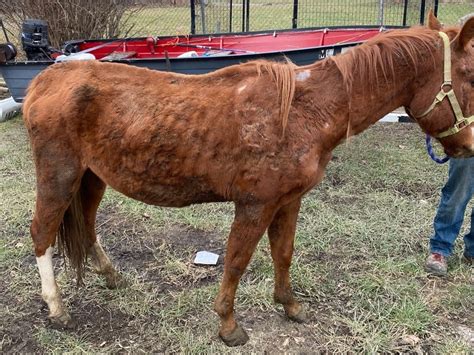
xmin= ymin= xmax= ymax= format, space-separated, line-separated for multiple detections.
xmin=0 ymin=0 xmax=144 ymax=48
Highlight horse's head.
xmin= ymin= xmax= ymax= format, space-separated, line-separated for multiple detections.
xmin=406 ymin=12 xmax=474 ymax=158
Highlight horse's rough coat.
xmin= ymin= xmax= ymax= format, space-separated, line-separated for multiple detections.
xmin=23 ymin=15 xmax=474 ymax=346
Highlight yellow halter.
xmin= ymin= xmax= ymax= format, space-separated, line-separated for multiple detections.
xmin=414 ymin=31 xmax=474 ymax=138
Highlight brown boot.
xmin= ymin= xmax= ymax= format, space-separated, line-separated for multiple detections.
xmin=425 ymin=253 xmax=447 ymax=276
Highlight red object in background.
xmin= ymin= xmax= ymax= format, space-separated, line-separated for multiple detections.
xmin=77 ymin=28 xmax=382 ymax=60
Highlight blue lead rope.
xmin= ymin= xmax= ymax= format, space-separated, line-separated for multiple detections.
xmin=425 ymin=135 xmax=449 ymax=164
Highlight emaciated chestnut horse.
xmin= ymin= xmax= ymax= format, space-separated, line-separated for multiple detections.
xmin=23 ymin=14 xmax=474 ymax=346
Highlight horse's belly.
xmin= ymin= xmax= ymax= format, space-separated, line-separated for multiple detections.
xmin=103 ymin=173 xmax=226 ymax=207
xmin=133 ymin=186 xmax=226 ymax=207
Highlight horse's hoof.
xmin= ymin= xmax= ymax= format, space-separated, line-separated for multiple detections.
xmin=219 ymin=324 xmax=249 ymax=347
xmin=48 ymin=313 xmax=76 ymax=329
xmin=287 ymin=306 xmax=307 ymax=323
xmin=105 ymin=272 xmax=127 ymax=289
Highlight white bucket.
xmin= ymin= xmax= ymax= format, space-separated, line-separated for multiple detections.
xmin=0 ymin=97 xmax=22 ymax=122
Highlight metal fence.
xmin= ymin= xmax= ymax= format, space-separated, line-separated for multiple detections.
xmin=130 ymin=0 xmax=473 ymax=36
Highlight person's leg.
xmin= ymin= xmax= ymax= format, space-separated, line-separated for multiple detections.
xmin=427 ymin=158 xmax=474 ymax=275
xmin=430 ymin=158 xmax=474 ymax=256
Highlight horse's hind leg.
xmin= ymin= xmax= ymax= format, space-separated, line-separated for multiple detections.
xmin=32 ymin=158 xmax=83 ymax=326
xmin=268 ymin=198 xmax=306 ymax=323
xmin=214 ymin=203 xmax=277 ymax=346
xmin=81 ymin=169 xmax=123 ymax=288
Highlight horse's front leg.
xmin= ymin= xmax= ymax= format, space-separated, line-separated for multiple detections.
xmin=214 ymin=202 xmax=277 ymax=346
xmin=268 ymin=198 xmax=306 ymax=322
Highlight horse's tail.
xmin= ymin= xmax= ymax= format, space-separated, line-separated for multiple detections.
xmin=57 ymin=179 xmax=89 ymax=285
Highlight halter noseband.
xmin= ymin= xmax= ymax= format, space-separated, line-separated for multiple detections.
xmin=413 ymin=31 xmax=474 ymax=138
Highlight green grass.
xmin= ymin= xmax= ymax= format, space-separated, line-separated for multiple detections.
xmin=0 ymin=115 xmax=472 ymax=353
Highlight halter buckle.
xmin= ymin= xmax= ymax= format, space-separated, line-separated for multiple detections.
xmin=455 ymin=119 xmax=468 ymax=130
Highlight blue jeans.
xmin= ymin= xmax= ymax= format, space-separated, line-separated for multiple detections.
xmin=430 ymin=157 xmax=474 ymax=258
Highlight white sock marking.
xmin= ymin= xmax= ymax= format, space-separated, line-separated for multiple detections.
xmin=36 ymin=246 xmax=64 ymax=317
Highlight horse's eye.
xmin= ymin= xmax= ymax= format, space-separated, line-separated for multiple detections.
xmin=471 ymin=81 xmax=474 ymax=88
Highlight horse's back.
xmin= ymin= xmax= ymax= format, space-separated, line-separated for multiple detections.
xmin=22 ymin=59 xmax=310 ymax=206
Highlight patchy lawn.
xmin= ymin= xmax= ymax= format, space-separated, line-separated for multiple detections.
xmin=0 ymin=116 xmax=472 ymax=353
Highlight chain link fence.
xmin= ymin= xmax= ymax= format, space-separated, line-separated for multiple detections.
xmin=435 ymin=0 xmax=473 ymax=24
xmin=129 ymin=0 xmax=473 ymax=36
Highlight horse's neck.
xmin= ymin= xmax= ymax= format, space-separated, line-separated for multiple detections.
xmin=300 ymin=34 xmax=438 ymax=146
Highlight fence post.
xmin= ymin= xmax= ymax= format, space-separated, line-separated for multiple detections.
xmin=245 ymin=0 xmax=250 ymax=32
xmin=200 ymin=0 xmax=207 ymax=33
xmin=434 ymin=0 xmax=439 ymax=17
xmin=292 ymin=0 xmax=298 ymax=29
xmin=419 ymin=0 xmax=426 ymax=25
xmin=229 ymin=0 xmax=233 ymax=32
xmin=378 ymin=0 xmax=385 ymax=26
xmin=242 ymin=0 xmax=246 ymax=32
xmin=190 ymin=0 xmax=196 ymax=34
xmin=402 ymin=0 xmax=408 ymax=26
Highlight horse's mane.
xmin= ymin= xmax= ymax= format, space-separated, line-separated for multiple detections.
xmin=331 ymin=27 xmax=440 ymax=96
xmin=239 ymin=28 xmax=444 ymax=136
xmin=330 ymin=27 xmax=441 ymax=137
xmin=253 ymin=60 xmax=296 ymax=135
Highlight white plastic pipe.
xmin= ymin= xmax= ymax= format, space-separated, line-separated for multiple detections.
xmin=0 ymin=97 xmax=22 ymax=122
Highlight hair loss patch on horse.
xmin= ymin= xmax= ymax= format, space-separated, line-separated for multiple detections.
xmin=237 ymin=84 xmax=247 ymax=93
xmin=296 ymin=70 xmax=311 ymax=82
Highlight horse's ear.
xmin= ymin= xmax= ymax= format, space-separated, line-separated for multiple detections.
xmin=427 ymin=10 xmax=442 ymax=30
xmin=455 ymin=16 xmax=474 ymax=50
